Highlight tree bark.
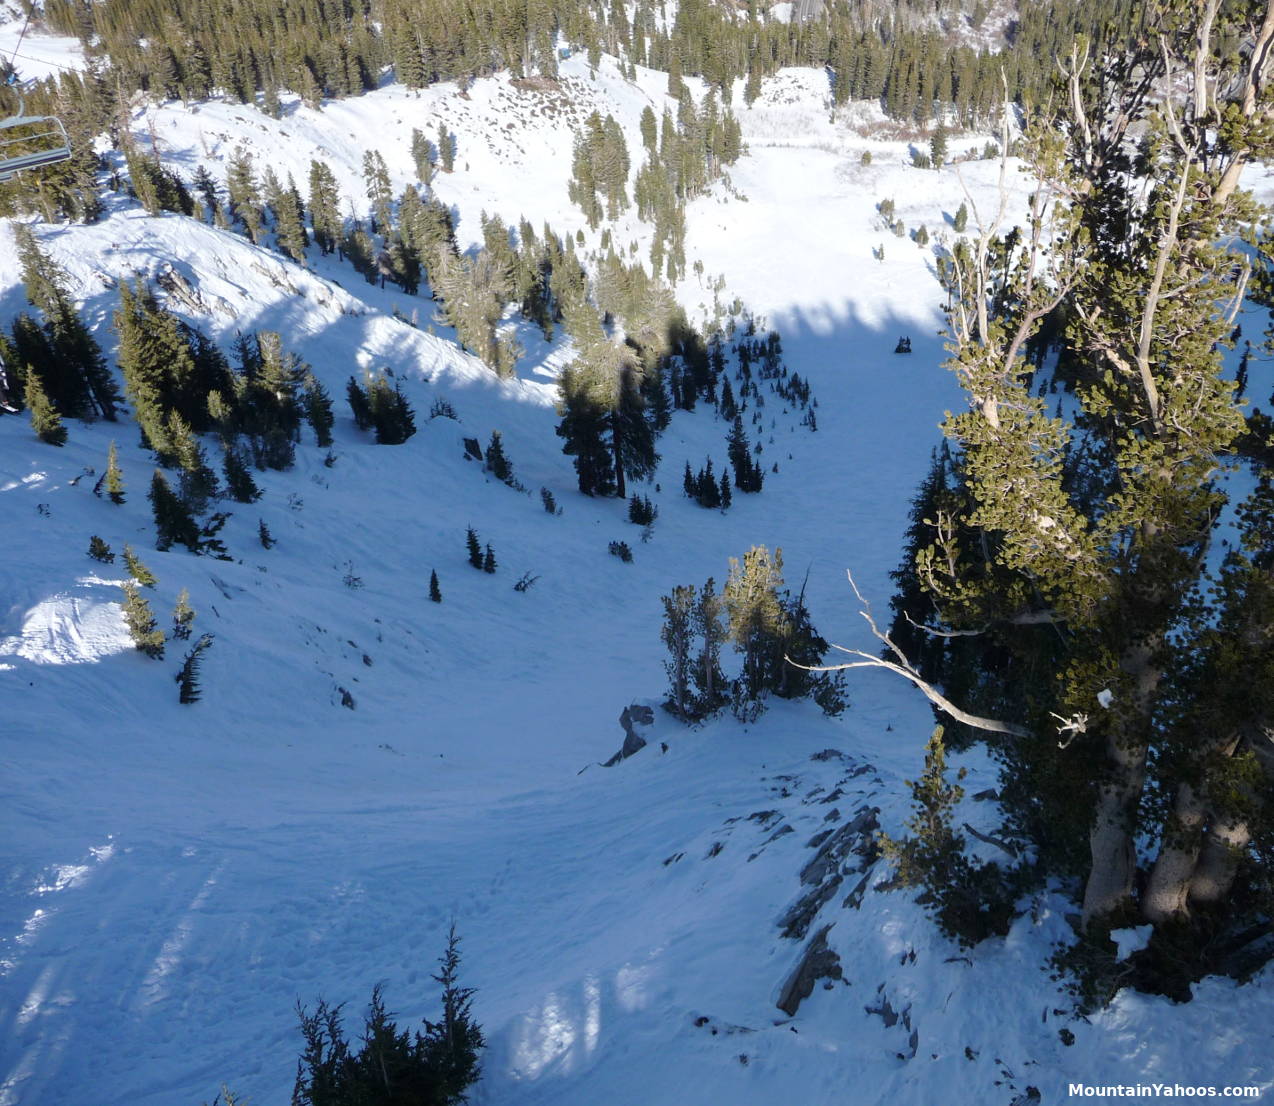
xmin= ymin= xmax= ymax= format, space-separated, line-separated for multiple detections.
xmin=1081 ymin=640 xmax=1158 ymax=926
xmin=1082 ymin=759 xmax=1146 ymax=924
xmin=1188 ymin=814 xmax=1251 ymax=906
xmin=1143 ymin=780 xmax=1209 ymax=923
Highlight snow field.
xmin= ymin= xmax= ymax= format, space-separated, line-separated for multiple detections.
xmin=1 ymin=33 xmax=1272 ymax=1106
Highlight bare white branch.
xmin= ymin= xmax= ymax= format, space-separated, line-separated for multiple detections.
xmin=790 ymin=570 xmax=1032 ymax=740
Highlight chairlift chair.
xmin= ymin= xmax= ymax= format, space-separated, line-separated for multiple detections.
xmin=0 ymin=78 xmax=72 ymax=181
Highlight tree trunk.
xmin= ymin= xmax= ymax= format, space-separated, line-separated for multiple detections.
xmin=1143 ymin=780 xmax=1208 ymax=923
xmin=1081 ymin=641 xmax=1158 ymax=926
xmin=1144 ymin=732 xmax=1245 ymax=921
xmin=1188 ymin=812 xmax=1251 ymax=906
xmin=1083 ymin=769 xmax=1144 ymax=924
xmin=610 ymin=410 xmax=626 ymax=499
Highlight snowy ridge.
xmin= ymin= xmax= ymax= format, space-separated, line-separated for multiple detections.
xmin=2 ymin=30 xmax=1273 ymax=1106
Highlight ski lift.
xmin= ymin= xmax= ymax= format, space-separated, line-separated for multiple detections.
xmin=0 ymin=73 xmax=72 ymax=181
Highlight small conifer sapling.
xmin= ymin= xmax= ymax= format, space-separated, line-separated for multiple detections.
xmin=172 ymin=588 xmax=195 ymax=640
xmin=121 ymin=581 xmax=165 ymax=658
xmin=88 ymin=536 xmax=115 ymax=563
xmin=123 ymin=543 xmax=158 ymax=587
xmin=105 ymin=441 xmax=126 ymax=503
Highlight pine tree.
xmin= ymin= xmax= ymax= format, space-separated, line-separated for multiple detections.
xmin=662 ymin=583 xmax=697 ymax=719
xmin=105 ymin=441 xmax=126 ymax=504
xmin=149 ymin=469 xmax=201 ymax=553
xmin=176 ymin=633 xmax=213 ymax=703
xmin=438 ymin=122 xmax=454 ymax=172
xmin=222 ymin=447 xmax=262 ymax=503
xmin=13 ymin=224 xmax=118 ymax=420
xmin=227 ymin=147 xmax=265 ymax=242
xmin=24 ymin=369 xmax=67 ymax=445
xmin=123 ymin=543 xmax=158 ymax=587
xmin=429 ymin=569 xmax=442 ymax=603
xmin=411 ymin=127 xmax=435 ymax=184
xmin=172 ymin=587 xmax=195 ymax=639
xmin=877 ymin=726 xmax=1015 ymax=946
xmin=258 ymin=519 xmax=275 ymax=549
xmin=364 ymin=372 xmax=417 ymax=444
xmin=627 ymin=494 xmax=657 ymax=526
xmin=347 ymin=376 xmax=372 ymax=431
xmin=88 ymin=536 xmax=114 ymax=563
xmin=952 ymin=200 xmax=968 ymax=234
xmin=483 ymin=543 xmax=496 ymax=574
xmin=723 ymin=545 xmax=790 ymax=718
xmin=556 ymin=342 xmax=617 ymax=497
xmin=887 ymin=444 xmax=957 ymax=683
xmin=485 ymin=430 xmax=513 ymax=484
xmin=874 ymin=6 xmax=1274 ymax=950
xmin=120 ymin=581 xmax=165 ymax=658
xmin=308 ymin=160 xmax=343 ymax=255
xmin=929 ymin=125 xmax=948 ymax=169
xmin=423 ymin=924 xmax=485 ymax=1101
xmin=362 ymin=149 xmax=394 ymax=234
xmin=466 ymin=526 xmax=483 ymax=568
xmin=302 ymin=373 xmax=335 ymax=447
xmin=692 ymin=577 xmax=728 ymax=715
xmin=268 ymin=171 xmax=309 ymax=264
xmin=726 ymin=414 xmax=762 ymax=491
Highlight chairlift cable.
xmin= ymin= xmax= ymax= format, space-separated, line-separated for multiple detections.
xmin=7 ymin=48 xmax=80 ymax=74
xmin=8 ymin=5 xmax=34 ymax=70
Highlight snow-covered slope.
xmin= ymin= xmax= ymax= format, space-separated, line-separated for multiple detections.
xmin=2 ymin=41 xmax=1272 ymax=1106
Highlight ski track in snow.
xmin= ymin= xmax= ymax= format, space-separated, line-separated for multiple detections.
xmin=2 ymin=35 xmax=1273 ymax=1106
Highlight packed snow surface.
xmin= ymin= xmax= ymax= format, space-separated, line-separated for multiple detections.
xmin=2 ymin=35 xmax=1272 ymax=1106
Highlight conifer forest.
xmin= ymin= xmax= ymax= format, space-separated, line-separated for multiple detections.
xmin=2 ymin=0 xmax=1274 ymax=1103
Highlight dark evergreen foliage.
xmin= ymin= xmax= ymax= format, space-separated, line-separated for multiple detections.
xmin=466 ymin=527 xmax=483 ymax=569
xmin=223 ymin=447 xmax=262 ymax=503
xmin=88 ymin=535 xmax=114 ymax=563
xmin=429 ymin=569 xmax=442 ymax=603
xmin=176 ymin=633 xmax=214 ymax=704
xmin=684 ymin=457 xmax=725 ymax=509
xmin=13 ymin=225 xmax=118 ymax=419
xmin=627 ymin=494 xmax=657 ymax=526
xmin=291 ymin=926 xmax=483 ymax=1106
xmin=484 ymin=431 xmax=514 ymax=485
xmin=347 ymin=376 xmax=372 ymax=431
xmin=149 ymin=470 xmax=201 ymax=553
xmin=351 ymin=372 xmax=417 ymax=444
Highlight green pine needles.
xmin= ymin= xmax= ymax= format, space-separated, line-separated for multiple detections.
xmin=121 ymin=582 xmax=165 ymax=659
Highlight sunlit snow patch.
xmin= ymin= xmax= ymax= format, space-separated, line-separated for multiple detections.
xmin=0 ymin=591 xmax=131 ymax=665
